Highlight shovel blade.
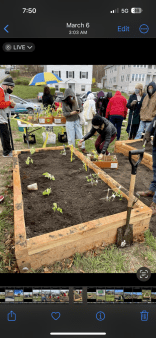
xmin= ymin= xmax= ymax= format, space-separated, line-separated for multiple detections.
xmin=122 ymin=224 xmax=133 ymax=246
xmin=116 ymin=226 xmax=124 ymax=247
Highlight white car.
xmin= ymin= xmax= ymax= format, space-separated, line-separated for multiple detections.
xmin=10 ymin=95 xmax=41 ymax=115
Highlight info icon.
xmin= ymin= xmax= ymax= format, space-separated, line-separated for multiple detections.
xmin=137 ymin=267 xmax=151 ymax=281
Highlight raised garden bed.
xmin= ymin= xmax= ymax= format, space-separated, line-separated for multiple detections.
xmin=13 ymin=146 xmax=152 ymax=272
xmin=114 ymin=139 xmax=153 ymax=170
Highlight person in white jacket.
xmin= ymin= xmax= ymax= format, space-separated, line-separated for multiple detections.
xmin=83 ymin=93 xmax=96 ymax=134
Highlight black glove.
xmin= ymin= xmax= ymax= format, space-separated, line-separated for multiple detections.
xmin=131 ymin=100 xmax=137 ymax=106
xmin=143 ymin=131 xmax=151 ymax=143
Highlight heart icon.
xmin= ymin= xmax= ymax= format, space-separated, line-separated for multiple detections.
xmin=51 ymin=312 xmax=61 ymax=320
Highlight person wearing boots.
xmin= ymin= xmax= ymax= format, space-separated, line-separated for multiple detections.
xmin=79 ymin=115 xmax=117 ymax=159
xmin=62 ymin=88 xmax=87 ymax=153
xmin=126 ymin=83 xmax=146 ymax=139
xmin=0 ymin=77 xmax=16 ymax=157
xmin=135 ymin=81 xmax=156 ymax=139
xmin=137 ymin=116 xmax=156 ymax=215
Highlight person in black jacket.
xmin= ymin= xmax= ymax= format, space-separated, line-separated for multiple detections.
xmin=79 ymin=115 xmax=117 ymax=159
xmin=126 ymin=83 xmax=146 ymax=139
xmin=137 ymin=116 xmax=156 ymax=215
xmin=42 ymin=86 xmax=54 ymax=109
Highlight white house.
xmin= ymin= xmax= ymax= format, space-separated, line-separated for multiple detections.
xmin=44 ymin=65 xmax=93 ymax=94
xmin=103 ymin=65 xmax=156 ymax=94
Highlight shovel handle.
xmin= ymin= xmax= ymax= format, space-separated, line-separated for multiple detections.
xmin=129 ymin=149 xmax=145 ymax=175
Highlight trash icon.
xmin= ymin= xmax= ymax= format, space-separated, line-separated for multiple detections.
xmin=140 ymin=310 xmax=149 ymax=321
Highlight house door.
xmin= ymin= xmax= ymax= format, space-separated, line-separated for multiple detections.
xmin=68 ymin=83 xmax=75 ymax=92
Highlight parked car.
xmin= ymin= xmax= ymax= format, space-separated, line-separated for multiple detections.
xmin=10 ymin=95 xmax=41 ymax=115
xmin=5 ymin=68 xmax=10 ymax=74
xmin=37 ymin=92 xmax=43 ymax=102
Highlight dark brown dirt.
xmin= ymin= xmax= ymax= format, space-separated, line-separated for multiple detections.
xmin=129 ymin=140 xmax=153 ymax=155
xmin=18 ymin=149 xmax=128 ymax=239
xmin=104 ymin=153 xmax=156 ymax=237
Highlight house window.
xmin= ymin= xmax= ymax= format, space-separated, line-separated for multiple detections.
xmin=138 ymin=74 xmax=142 ymax=81
xmin=148 ymin=65 xmax=152 ymax=69
xmin=80 ymin=72 xmax=88 ymax=79
xmin=126 ymin=74 xmax=130 ymax=81
xmin=135 ymin=74 xmax=138 ymax=81
xmin=121 ymin=75 xmax=124 ymax=82
xmin=66 ymin=71 xmax=74 ymax=78
xmin=142 ymin=74 xmax=145 ymax=81
xmin=81 ymin=85 xmax=85 ymax=91
xmin=55 ymin=85 xmax=59 ymax=90
xmin=52 ymin=70 xmax=61 ymax=78
xmin=132 ymin=74 xmax=135 ymax=81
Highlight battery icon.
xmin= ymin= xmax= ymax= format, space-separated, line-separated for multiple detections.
xmin=131 ymin=7 xmax=143 ymax=13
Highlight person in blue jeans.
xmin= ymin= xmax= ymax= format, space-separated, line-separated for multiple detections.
xmin=135 ymin=82 xmax=156 ymax=139
xmin=62 ymin=88 xmax=87 ymax=153
xmin=137 ymin=116 xmax=156 ymax=215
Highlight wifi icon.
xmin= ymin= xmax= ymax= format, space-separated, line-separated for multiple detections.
xmin=110 ymin=8 xmax=119 ymax=13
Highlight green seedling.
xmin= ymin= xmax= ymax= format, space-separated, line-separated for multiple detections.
xmin=42 ymin=188 xmax=51 ymax=196
xmin=82 ymin=162 xmax=88 ymax=172
xmin=30 ymin=147 xmax=36 ymax=155
xmin=52 ymin=203 xmax=63 ymax=213
xmin=86 ymin=173 xmax=99 ymax=186
xmin=42 ymin=172 xmax=55 ymax=180
xmin=25 ymin=157 xmax=33 ymax=165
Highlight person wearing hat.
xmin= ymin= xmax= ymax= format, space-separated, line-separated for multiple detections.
xmin=0 ymin=77 xmax=16 ymax=157
xmin=135 ymin=81 xmax=156 ymax=139
xmin=96 ymin=91 xmax=106 ymax=117
xmin=79 ymin=115 xmax=117 ymax=159
xmin=126 ymin=83 xmax=146 ymax=139
xmin=62 ymin=88 xmax=87 ymax=153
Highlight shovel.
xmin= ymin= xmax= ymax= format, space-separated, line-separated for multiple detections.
xmin=116 ymin=148 xmax=145 ymax=248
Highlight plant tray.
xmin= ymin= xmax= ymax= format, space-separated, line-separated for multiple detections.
xmin=39 ymin=116 xmax=53 ymax=124
xmin=13 ymin=146 xmax=152 ymax=272
xmin=93 ymin=155 xmax=118 ymax=169
xmin=54 ymin=116 xmax=66 ymax=124
xmin=114 ymin=139 xmax=153 ymax=170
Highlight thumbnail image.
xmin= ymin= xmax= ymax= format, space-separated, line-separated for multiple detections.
xmin=151 ymin=292 xmax=156 ymax=301
xmin=105 ymin=289 xmax=115 ymax=302
xmin=124 ymin=292 xmax=133 ymax=301
xmin=0 ymin=292 xmax=5 ymax=302
xmin=114 ymin=289 xmax=124 ymax=302
xmin=73 ymin=289 xmax=83 ymax=303
xmin=5 ymin=290 xmax=14 ymax=302
xmin=96 ymin=289 xmax=105 ymax=302
xmin=41 ymin=290 xmax=51 ymax=302
xmin=132 ymin=292 xmax=142 ymax=301
xmin=87 ymin=289 xmax=96 ymax=302
xmin=23 ymin=292 xmax=33 ymax=301
xmin=14 ymin=289 xmax=23 ymax=302
xmin=1 ymin=64 xmax=156 ymax=274
xmin=33 ymin=290 xmax=42 ymax=302
xmin=142 ymin=289 xmax=151 ymax=302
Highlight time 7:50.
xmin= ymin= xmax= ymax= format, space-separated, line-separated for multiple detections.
xmin=22 ymin=8 xmax=37 ymax=13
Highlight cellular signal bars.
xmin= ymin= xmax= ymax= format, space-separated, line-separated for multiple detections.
xmin=110 ymin=8 xmax=119 ymax=13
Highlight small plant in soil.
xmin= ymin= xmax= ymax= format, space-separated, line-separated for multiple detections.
xmin=60 ymin=144 xmax=66 ymax=155
xmin=30 ymin=147 xmax=36 ymax=155
xmin=25 ymin=157 xmax=33 ymax=165
xmin=52 ymin=203 xmax=63 ymax=213
xmin=42 ymin=172 xmax=55 ymax=180
xmin=82 ymin=161 xmax=88 ymax=172
xmin=86 ymin=173 xmax=99 ymax=186
xmin=42 ymin=188 xmax=51 ymax=196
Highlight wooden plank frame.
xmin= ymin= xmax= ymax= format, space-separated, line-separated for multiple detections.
xmin=13 ymin=146 xmax=152 ymax=272
xmin=114 ymin=139 xmax=153 ymax=170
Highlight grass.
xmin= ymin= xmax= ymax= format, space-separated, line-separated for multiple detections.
xmin=12 ymin=84 xmax=45 ymax=100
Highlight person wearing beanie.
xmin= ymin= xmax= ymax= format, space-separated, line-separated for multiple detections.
xmin=79 ymin=115 xmax=117 ymax=159
xmin=86 ymin=91 xmax=92 ymax=97
xmin=135 ymin=81 xmax=156 ymax=139
xmin=0 ymin=77 xmax=16 ymax=157
xmin=126 ymin=83 xmax=146 ymax=139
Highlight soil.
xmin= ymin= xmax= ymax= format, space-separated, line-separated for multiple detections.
xmin=18 ymin=149 xmax=128 ymax=239
xmin=103 ymin=152 xmax=156 ymax=237
xmin=128 ymin=140 xmax=153 ymax=155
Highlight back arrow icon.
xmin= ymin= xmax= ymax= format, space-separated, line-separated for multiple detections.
xmin=4 ymin=25 xmax=9 ymax=33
